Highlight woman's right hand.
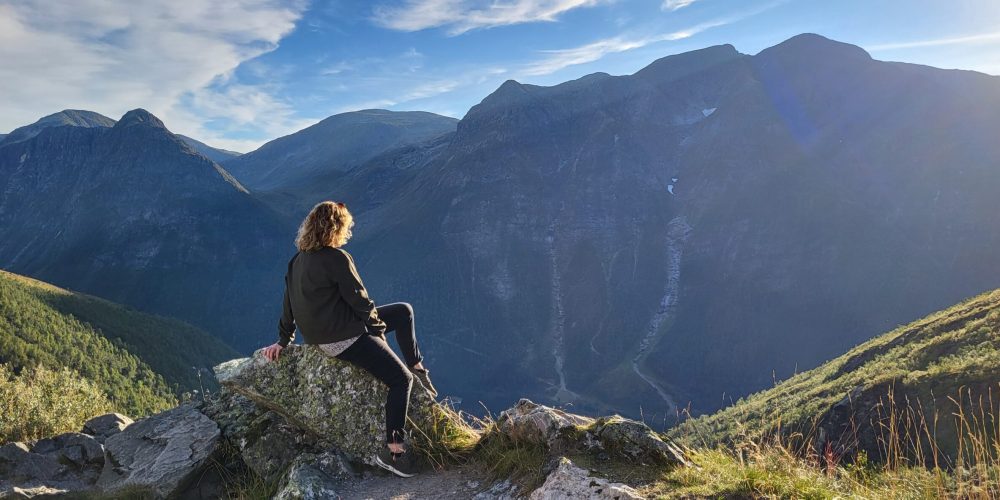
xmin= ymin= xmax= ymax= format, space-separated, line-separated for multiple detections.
xmin=262 ymin=343 xmax=284 ymax=362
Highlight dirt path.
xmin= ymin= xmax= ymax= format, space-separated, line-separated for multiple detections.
xmin=336 ymin=464 xmax=503 ymax=500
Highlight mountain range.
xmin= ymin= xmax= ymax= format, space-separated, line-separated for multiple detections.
xmin=1 ymin=33 xmax=999 ymax=420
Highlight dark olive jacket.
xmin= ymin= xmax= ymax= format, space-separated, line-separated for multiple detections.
xmin=277 ymin=246 xmax=387 ymax=347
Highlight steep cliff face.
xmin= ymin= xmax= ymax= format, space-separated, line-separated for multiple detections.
xmin=0 ymin=109 xmax=288 ymax=349
xmin=306 ymin=34 xmax=1000 ymax=419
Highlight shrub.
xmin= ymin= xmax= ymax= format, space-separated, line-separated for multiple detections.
xmin=0 ymin=363 xmax=114 ymax=443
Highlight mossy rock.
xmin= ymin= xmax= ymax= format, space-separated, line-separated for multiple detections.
xmin=213 ymin=344 xmax=444 ymax=467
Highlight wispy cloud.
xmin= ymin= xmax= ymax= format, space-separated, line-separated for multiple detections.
xmin=0 ymin=0 xmax=308 ymax=151
xmin=519 ymin=19 xmax=728 ymax=76
xmin=867 ymin=31 xmax=1000 ymax=51
xmin=333 ymin=66 xmax=509 ymax=114
xmin=661 ymin=0 xmax=698 ymax=11
xmin=371 ymin=0 xmax=607 ymax=35
xmin=519 ymin=1 xmax=782 ymax=77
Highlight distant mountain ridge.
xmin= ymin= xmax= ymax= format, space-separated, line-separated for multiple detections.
xmin=177 ymin=134 xmax=242 ymax=163
xmin=221 ymin=109 xmax=457 ymax=195
xmin=0 ymin=110 xmax=116 ymax=146
xmin=0 ymin=108 xmax=241 ymax=164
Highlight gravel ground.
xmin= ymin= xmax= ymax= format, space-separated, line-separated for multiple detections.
xmin=336 ymin=464 xmax=499 ymax=500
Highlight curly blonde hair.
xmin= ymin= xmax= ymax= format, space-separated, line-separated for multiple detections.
xmin=295 ymin=201 xmax=355 ymax=252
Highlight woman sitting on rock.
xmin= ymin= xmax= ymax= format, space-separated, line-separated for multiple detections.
xmin=261 ymin=200 xmax=436 ymax=478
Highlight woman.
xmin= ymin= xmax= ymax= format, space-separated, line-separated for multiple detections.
xmin=260 ymin=200 xmax=436 ymax=478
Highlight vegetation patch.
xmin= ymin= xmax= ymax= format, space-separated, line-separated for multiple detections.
xmin=0 ymin=364 xmax=113 ymax=442
xmin=0 ymin=269 xmax=239 ymax=431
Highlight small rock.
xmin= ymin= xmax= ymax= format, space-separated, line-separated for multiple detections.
xmin=82 ymin=413 xmax=133 ymax=442
xmin=591 ymin=416 xmax=687 ymax=466
xmin=496 ymin=398 xmax=594 ymax=445
xmin=272 ymin=453 xmax=347 ymax=500
xmin=528 ymin=457 xmax=642 ymax=500
xmin=473 ymin=478 xmax=520 ymax=500
xmin=5 ymin=486 xmax=69 ymax=498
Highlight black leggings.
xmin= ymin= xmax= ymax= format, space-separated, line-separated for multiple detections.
xmin=334 ymin=302 xmax=424 ymax=445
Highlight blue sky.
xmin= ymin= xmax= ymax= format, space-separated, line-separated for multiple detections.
xmin=1 ymin=0 xmax=998 ymax=151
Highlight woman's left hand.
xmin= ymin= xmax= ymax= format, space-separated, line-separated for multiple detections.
xmin=262 ymin=343 xmax=284 ymax=362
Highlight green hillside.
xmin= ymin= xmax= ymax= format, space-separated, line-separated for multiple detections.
xmin=669 ymin=288 xmax=1000 ymax=463
xmin=0 ymin=269 xmax=238 ymax=417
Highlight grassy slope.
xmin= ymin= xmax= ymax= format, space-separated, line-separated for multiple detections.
xmin=0 ymin=269 xmax=238 ymax=415
xmin=668 ymin=288 xmax=1000 ymax=448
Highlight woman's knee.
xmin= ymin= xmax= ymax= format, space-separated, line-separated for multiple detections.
xmin=389 ymin=366 xmax=414 ymax=389
xmin=381 ymin=302 xmax=414 ymax=322
xmin=400 ymin=302 xmax=413 ymax=320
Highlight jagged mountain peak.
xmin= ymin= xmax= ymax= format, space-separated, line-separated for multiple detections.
xmin=38 ymin=109 xmax=116 ymax=128
xmin=115 ymin=108 xmax=167 ymax=130
xmin=756 ymin=32 xmax=872 ymax=64
xmin=634 ymin=43 xmax=743 ymax=82
xmin=1 ymin=109 xmax=116 ymax=145
xmin=484 ymin=79 xmax=531 ymax=101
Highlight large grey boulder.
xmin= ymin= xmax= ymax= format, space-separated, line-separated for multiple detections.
xmin=0 ymin=434 xmax=105 ymax=497
xmin=97 ymin=403 xmax=220 ymax=498
xmin=528 ymin=457 xmax=643 ymax=500
xmin=213 ymin=344 xmax=441 ymax=466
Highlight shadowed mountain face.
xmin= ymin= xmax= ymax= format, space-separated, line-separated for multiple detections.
xmin=295 ymin=34 xmax=1000 ymax=419
xmin=0 ymin=109 xmax=288 ymax=349
xmin=221 ymin=109 xmax=458 ymax=198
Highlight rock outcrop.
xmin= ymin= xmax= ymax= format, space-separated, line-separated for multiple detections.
xmin=494 ymin=398 xmax=688 ymax=466
xmin=213 ymin=344 xmax=440 ymax=466
xmin=0 ymin=407 xmax=220 ymax=499
xmin=1 ymin=353 xmax=685 ymax=499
